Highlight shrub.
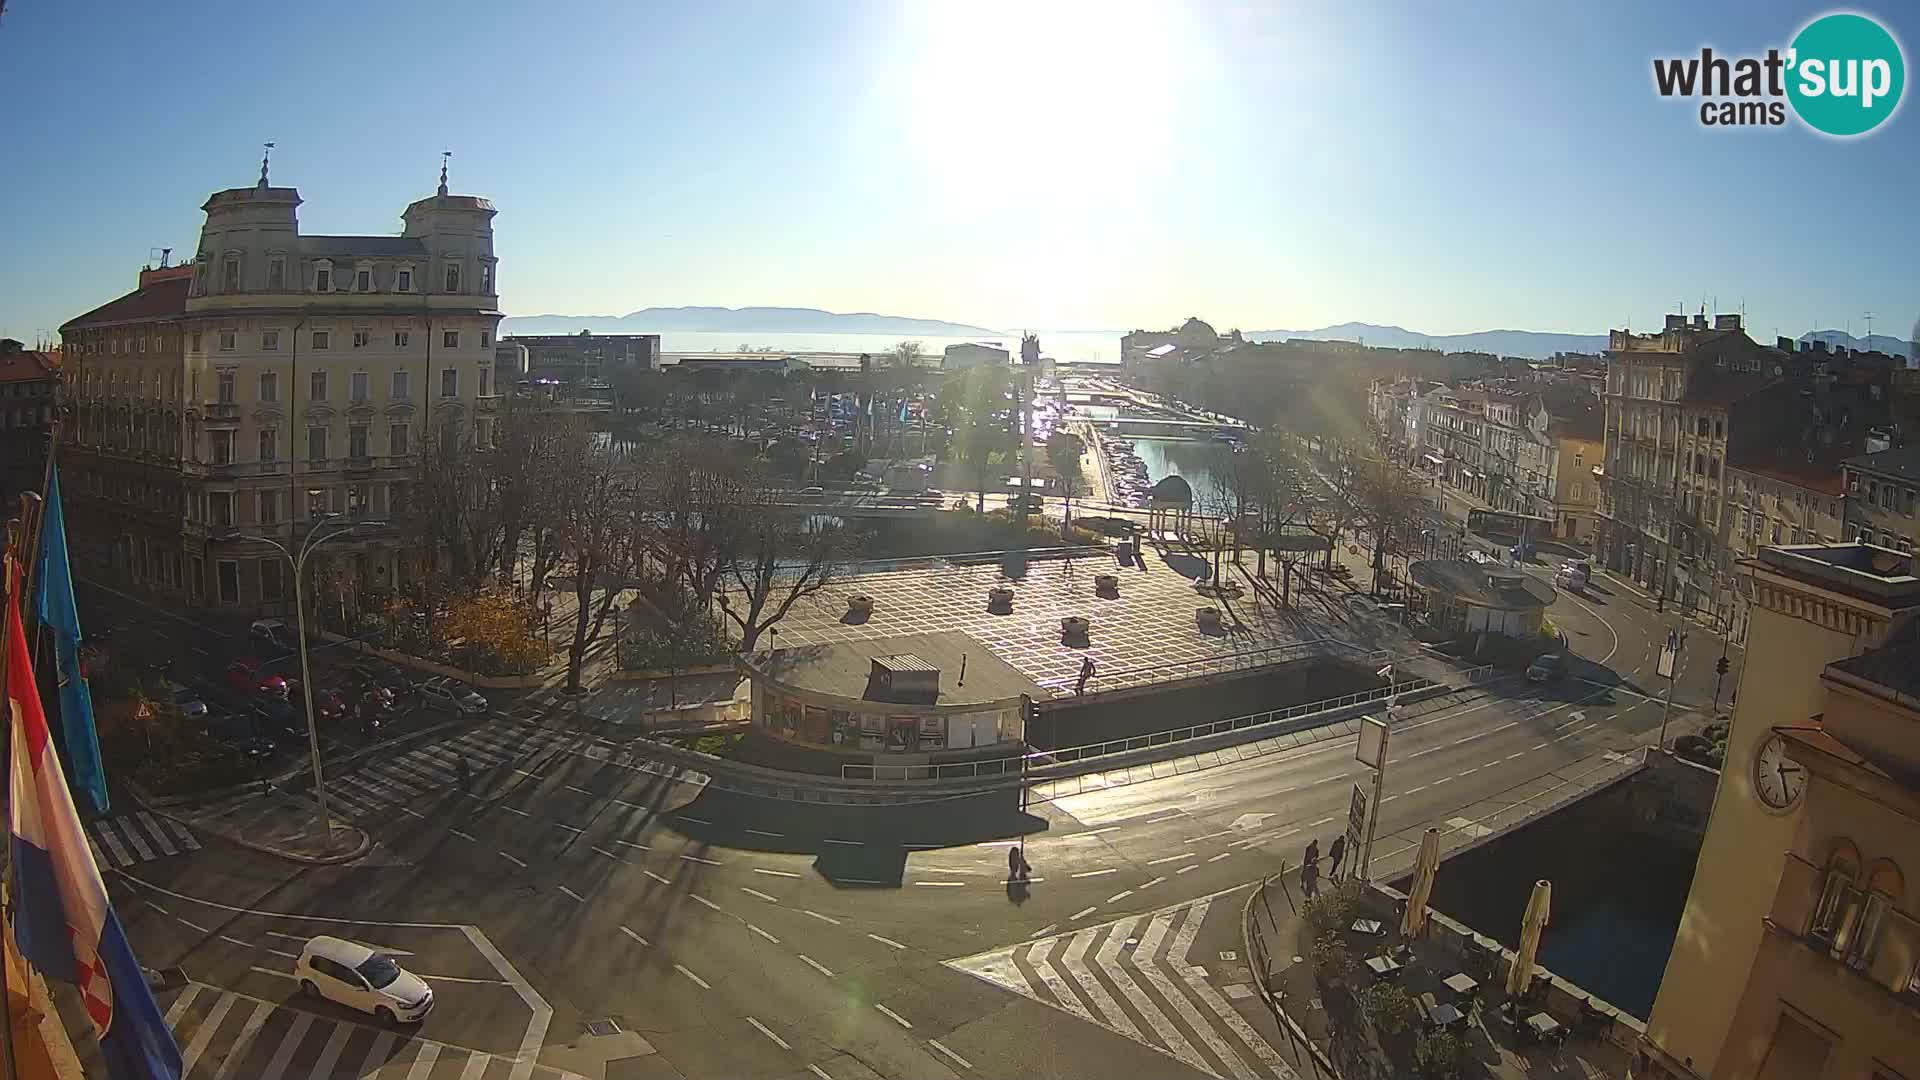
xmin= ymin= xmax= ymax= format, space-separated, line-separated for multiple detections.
xmin=440 ymin=590 xmax=551 ymax=675
xmin=1361 ymin=981 xmax=1418 ymax=1037
xmin=1309 ymin=930 xmax=1356 ymax=987
xmin=1415 ymin=1030 xmax=1472 ymax=1079
xmin=1303 ymin=878 xmax=1365 ymax=935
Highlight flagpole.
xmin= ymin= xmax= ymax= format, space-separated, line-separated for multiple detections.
xmin=23 ymin=422 xmax=60 ymax=658
xmin=0 ymin=528 xmax=26 ymax=1080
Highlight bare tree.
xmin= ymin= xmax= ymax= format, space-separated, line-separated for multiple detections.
xmin=1352 ymin=463 xmax=1427 ymax=595
xmin=552 ymin=440 xmax=639 ymax=693
xmin=718 ymin=504 xmax=853 ymax=652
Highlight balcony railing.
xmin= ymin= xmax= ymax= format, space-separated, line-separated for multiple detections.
xmin=183 ymin=459 xmax=292 ymax=478
xmin=200 ymin=402 xmax=241 ymax=421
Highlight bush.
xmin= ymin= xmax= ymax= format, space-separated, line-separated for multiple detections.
xmin=440 ymin=590 xmax=551 ymax=675
xmin=1361 ymin=981 xmax=1418 ymax=1037
xmin=1309 ymin=930 xmax=1356 ymax=987
xmin=1415 ymin=1030 xmax=1472 ymax=1079
xmin=1303 ymin=879 xmax=1366 ymax=935
xmin=622 ymin=605 xmax=734 ymax=671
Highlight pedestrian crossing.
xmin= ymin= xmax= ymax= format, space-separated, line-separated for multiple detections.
xmin=163 ymin=982 xmax=585 ymax=1080
xmin=88 ymin=812 xmax=201 ymax=869
xmin=947 ymin=898 xmax=1297 ymax=1080
xmin=322 ymin=720 xmax=569 ymax=820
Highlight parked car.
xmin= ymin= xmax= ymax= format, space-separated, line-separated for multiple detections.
xmin=1556 ymin=560 xmax=1591 ymax=592
xmin=166 ymin=681 xmax=208 ymax=719
xmin=295 ymin=936 xmax=433 ymax=1024
xmin=419 ymin=677 xmax=489 ymax=716
xmin=1014 ymin=494 xmax=1045 ymax=513
xmin=350 ymin=661 xmax=417 ymax=701
xmin=799 ymin=485 xmax=826 ymax=499
xmin=225 ymin=658 xmax=289 ymax=699
xmin=1526 ymin=653 xmax=1568 ymax=683
xmin=249 ymin=619 xmax=298 ymax=652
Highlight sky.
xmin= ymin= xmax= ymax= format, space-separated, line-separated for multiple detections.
xmin=1 ymin=0 xmax=1914 ymax=344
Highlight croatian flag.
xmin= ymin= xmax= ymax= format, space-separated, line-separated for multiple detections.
xmin=8 ymin=583 xmax=182 ymax=1078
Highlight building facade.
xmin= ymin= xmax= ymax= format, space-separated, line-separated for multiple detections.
xmin=1634 ymin=543 xmax=1920 ymax=1080
xmin=1842 ymin=446 xmax=1920 ymax=553
xmin=0 ymin=341 xmax=59 ymax=514
xmin=60 ymin=164 xmax=501 ymax=612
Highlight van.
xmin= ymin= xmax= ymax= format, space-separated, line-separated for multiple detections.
xmin=1557 ymin=561 xmax=1590 ymax=592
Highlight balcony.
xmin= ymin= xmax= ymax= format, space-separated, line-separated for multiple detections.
xmin=475 ymin=394 xmax=504 ymax=413
xmin=183 ymin=459 xmax=292 ymax=479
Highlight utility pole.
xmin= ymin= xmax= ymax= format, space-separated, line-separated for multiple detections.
xmin=1656 ymin=626 xmax=1686 ymax=749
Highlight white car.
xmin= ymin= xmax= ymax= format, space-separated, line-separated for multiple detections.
xmin=295 ymin=936 xmax=433 ymax=1024
xmin=419 ymin=676 xmax=489 ymax=715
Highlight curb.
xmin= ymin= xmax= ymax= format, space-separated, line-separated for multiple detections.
xmin=124 ymin=780 xmax=373 ymax=867
xmin=1244 ymin=872 xmax=1341 ymax=1080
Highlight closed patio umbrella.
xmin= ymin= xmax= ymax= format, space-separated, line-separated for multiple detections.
xmin=1506 ymin=879 xmax=1552 ymax=999
xmin=1401 ymin=827 xmax=1442 ymax=939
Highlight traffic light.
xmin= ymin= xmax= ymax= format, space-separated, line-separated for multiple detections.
xmin=1716 ymin=655 xmax=1730 ymax=676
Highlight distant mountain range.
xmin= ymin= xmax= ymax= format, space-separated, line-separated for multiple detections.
xmin=1246 ymin=323 xmax=1608 ymax=359
xmin=501 ymin=306 xmax=1000 ymax=337
xmin=1796 ymin=328 xmax=1917 ymax=360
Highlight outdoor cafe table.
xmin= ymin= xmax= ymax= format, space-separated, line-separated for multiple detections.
xmin=1429 ymin=1000 xmax=1464 ymax=1029
xmin=1351 ymin=919 xmax=1385 ymax=935
xmin=1527 ymin=1012 xmax=1566 ymax=1041
xmin=1364 ymin=954 xmax=1403 ymax=977
xmin=1443 ymin=973 xmax=1479 ymax=995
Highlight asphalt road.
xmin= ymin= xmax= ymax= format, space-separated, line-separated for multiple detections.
xmin=82 ymin=514 xmax=1738 ymax=1079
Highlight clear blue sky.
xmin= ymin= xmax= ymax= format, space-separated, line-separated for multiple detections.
xmin=1 ymin=0 xmax=1913 ymax=343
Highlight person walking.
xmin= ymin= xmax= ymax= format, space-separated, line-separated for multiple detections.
xmin=1327 ymin=833 xmax=1347 ymax=880
xmin=457 ymin=755 xmax=472 ymax=794
xmin=1009 ymin=844 xmax=1026 ymax=882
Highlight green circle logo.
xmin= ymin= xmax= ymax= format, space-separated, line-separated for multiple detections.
xmin=1788 ymin=13 xmax=1905 ymax=136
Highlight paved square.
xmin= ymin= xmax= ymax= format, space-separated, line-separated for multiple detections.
xmin=748 ymin=548 xmax=1344 ymax=698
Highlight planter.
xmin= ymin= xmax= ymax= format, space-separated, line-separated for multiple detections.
xmin=1196 ymin=606 xmax=1223 ymax=630
xmin=1060 ymin=616 xmax=1090 ymax=643
xmin=1094 ymin=574 xmax=1120 ymax=597
xmin=847 ymin=594 xmax=875 ymax=615
xmin=987 ymin=586 xmax=1015 ymax=613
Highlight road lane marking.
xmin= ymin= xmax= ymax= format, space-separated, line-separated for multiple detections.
xmin=564 ymin=784 xmax=592 ymax=795
xmin=592 ymin=846 xmax=621 ymax=859
xmin=679 ymin=816 xmax=712 ymax=826
xmin=798 ymin=954 xmax=836 ymax=978
xmin=868 ymin=933 xmax=906 ymax=950
xmin=1506 ymin=752 xmax=1526 ymax=761
xmin=1405 ymin=785 xmax=1428 ymax=795
xmin=691 ymin=895 xmax=723 ymax=912
xmin=1146 ymin=812 xmax=1184 ymax=824
xmin=621 ymin=926 xmax=648 ymax=946
xmin=1107 ymin=890 xmax=1134 ymax=903
xmin=1030 ymin=924 xmax=1058 ymax=938
xmin=680 ymin=854 xmax=722 ymax=865
xmin=264 ymin=947 xmax=300 ymax=959
xmin=1139 ymin=876 xmax=1167 ymax=889
xmin=1148 ymin=852 xmax=1198 ymax=865
xmin=930 ymin=1039 xmax=975 ymax=1070
xmin=261 ymin=930 xmax=303 ymax=942
xmin=644 ymin=870 xmax=672 ymax=886
xmin=452 ymin=830 xmax=477 ymax=842
xmin=218 ymin=934 xmax=249 ymax=948
xmin=804 ymin=910 xmax=842 ymax=926
xmin=1307 ymin=816 xmax=1334 ymax=827
xmin=747 ymin=1016 xmax=791 ymax=1050
xmin=499 ymin=851 xmax=528 ymax=868
xmin=808 ymin=1067 xmax=832 ymax=1080
xmin=1207 ymin=853 xmax=1232 ymax=863
xmin=177 ymin=917 xmax=207 ymax=933
xmin=875 ymin=1003 xmax=913 ymax=1029
xmin=399 ymin=806 xmax=426 ymax=819
xmin=1066 ymin=827 xmax=1120 ymax=840
xmin=1070 ymin=906 xmax=1099 ymax=920
xmin=1381 ymin=794 xmax=1400 ymax=803
xmin=915 ymin=881 xmax=965 ymax=887
xmin=822 ymin=838 xmax=862 ymax=846
xmin=1177 ymin=864 xmax=1200 ymax=874
xmin=1531 ymin=742 xmax=1550 ymax=751
xmin=748 ymin=924 xmax=780 ymax=944
xmin=247 ymin=965 xmax=295 ymax=980
xmin=741 ymin=887 xmax=780 ymax=903
xmin=674 ymin=963 xmax=710 ymax=989
xmin=143 ymin=900 xmax=168 ymax=916
xmin=1432 ymin=776 xmax=1452 ymax=785
xmin=616 ymin=839 xmax=650 ymax=851
xmin=553 ymin=822 xmax=584 ymax=834
xmin=753 ymin=867 xmax=801 ymax=878
xmin=559 ymin=885 xmax=585 ymax=902
xmin=1461 ymin=766 xmax=1480 ymax=775
xmin=745 ymin=828 xmax=783 ymax=838
xmin=1072 ymin=868 xmax=1119 ymax=878
xmin=501 ymin=806 xmax=531 ymax=817
xmin=1183 ymin=830 xmax=1236 ymax=844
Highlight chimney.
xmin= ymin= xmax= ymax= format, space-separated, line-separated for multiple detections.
xmin=1714 ymin=313 xmax=1742 ymax=331
xmin=1777 ymin=336 xmax=1795 ymax=352
xmin=1664 ymin=314 xmax=1687 ymax=331
xmin=1692 ymin=313 xmax=1709 ymax=329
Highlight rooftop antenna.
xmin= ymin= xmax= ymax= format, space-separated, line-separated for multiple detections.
xmin=258 ymin=141 xmax=274 ymax=188
xmin=438 ymin=149 xmax=451 ymax=197
xmin=1864 ymin=311 xmax=1875 ymax=342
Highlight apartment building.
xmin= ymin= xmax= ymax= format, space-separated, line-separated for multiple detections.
xmin=0 ymin=341 xmax=60 ymax=512
xmin=59 ymin=162 xmax=501 ymax=611
xmin=1533 ymin=390 xmax=1603 ymax=542
xmin=1842 ymin=446 xmax=1920 ymax=553
xmin=1634 ymin=543 xmax=1920 ymax=1080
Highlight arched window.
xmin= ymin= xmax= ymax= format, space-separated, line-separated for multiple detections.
xmin=1842 ymin=859 xmax=1907 ymax=972
xmin=1808 ymin=840 xmax=1861 ymax=944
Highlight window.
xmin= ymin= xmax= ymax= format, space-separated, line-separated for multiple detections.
xmin=223 ymin=256 xmax=240 ymax=292
xmin=1571 ymin=481 xmax=1583 ymax=500
xmin=310 ymin=371 xmax=327 ymax=401
xmin=391 ymin=370 xmax=411 ymax=400
xmin=209 ymin=492 xmax=234 ymax=527
xmin=476 ymin=418 xmax=493 ymax=447
xmin=445 ymin=264 xmax=461 ymax=292
xmin=390 ymin=423 xmax=410 ymax=457
xmin=394 ymin=330 xmax=410 ymax=349
xmin=312 ymin=330 xmax=329 ymax=350
xmin=308 ymin=427 xmax=328 ymax=463
xmin=258 ymin=428 xmax=276 ymax=462
xmin=267 ymin=257 xmax=285 ymax=290
xmin=260 ymin=558 xmax=284 ymax=600
xmin=441 ymin=368 xmax=458 ymax=398
xmin=190 ymin=331 xmax=202 ymax=352
xmin=443 ymin=330 xmax=460 ymax=349
xmin=356 ymin=269 xmax=372 ymax=292
xmin=219 ymin=330 xmax=236 ymax=351
xmin=348 ymin=484 xmax=367 ymax=518
xmin=479 ymin=367 xmax=490 ymax=396
xmin=1883 ymin=486 xmax=1897 ymax=511
xmin=396 ymin=269 xmax=412 ymax=293
xmin=480 ymin=329 xmax=491 ymax=348
xmin=353 ymin=330 xmax=370 ymax=349
xmin=262 ymin=330 xmax=280 ymax=352
xmin=259 ymin=371 xmax=278 ymax=403
xmin=349 ymin=425 xmax=369 ymax=461
xmin=351 ymin=371 xmax=369 ymax=402
xmin=480 ymin=263 xmax=492 ymax=294
xmin=216 ymin=370 xmax=235 ymax=404
xmin=306 ymin=489 xmax=328 ymax=520
xmin=210 ymin=430 xmax=234 ymax=465
xmin=315 ymin=265 xmax=332 ymax=292
xmin=216 ymin=560 xmax=239 ymax=605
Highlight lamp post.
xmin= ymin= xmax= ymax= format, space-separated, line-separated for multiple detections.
xmin=244 ymin=498 xmax=382 ymax=849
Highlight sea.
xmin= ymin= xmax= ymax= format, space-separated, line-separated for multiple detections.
xmin=652 ymin=329 xmax=1123 ymax=366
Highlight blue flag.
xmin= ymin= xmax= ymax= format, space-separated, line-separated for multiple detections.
xmin=35 ymin=468 xmax=111 ymax=817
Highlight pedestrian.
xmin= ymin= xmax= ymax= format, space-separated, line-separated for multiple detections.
xmin=1301 ymin=857 xmax=1319 ymax=898
xmin=1009 ymin=845 xmax=1027 ymax=882
xmin=1327 ymin=833 xmax=1347 ymax=879
xmin=1304 ymin=837 xmax=1321 ymax=875
xmin=457 ymin=755 xmax=472 ymax=793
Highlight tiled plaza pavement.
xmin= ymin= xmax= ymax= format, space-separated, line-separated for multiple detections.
xmin=752 ymin=547 xmax=1363 ymax=698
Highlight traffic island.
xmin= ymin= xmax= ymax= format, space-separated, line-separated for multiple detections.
xmin=129 ymin=782 xmax=372 ymax=865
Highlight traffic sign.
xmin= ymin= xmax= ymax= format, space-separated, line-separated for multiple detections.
xmin=1345 ymin=784 xmax=1369 ymax=858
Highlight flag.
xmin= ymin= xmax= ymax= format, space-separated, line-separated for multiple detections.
xmin=34 ymin=468 xmax=110 ymax=816
xmin=898 ymin=401 xmax=910 ymax=423
xmin=8 ymin=586 xmax=183 ymax=1079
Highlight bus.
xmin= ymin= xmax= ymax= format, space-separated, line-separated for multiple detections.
xmin=1466 ymin=509 xmax=1554 ymax=557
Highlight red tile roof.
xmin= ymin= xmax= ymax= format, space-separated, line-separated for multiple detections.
xmin=0 ymin=349 xmax=58 ymax=385
xmin=60 ymin=275 xmax=190 ymax=331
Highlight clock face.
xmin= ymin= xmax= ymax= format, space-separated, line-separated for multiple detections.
xmin=1753 ymin=734 xmax=1807 ymax=810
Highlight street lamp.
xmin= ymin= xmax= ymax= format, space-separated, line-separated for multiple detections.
xmin=242 ymin=498 xmax=385 ymax=849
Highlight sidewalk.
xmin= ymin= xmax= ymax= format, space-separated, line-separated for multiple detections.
xmin=151 ymin=788 xmax=371 ymax=865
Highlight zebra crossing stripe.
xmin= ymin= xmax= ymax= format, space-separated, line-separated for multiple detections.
xmin=1023 ymin=935 xmax=1096 ymax=1025
xmin=120 ymin=819 xmax=157 ymax=862
xmin=257 ymin=1011 xmax=313 ymax=1080
xmin=403 ymin=1041 xmax=440 ymax=1080
xmin=356 ymin=1031 xmax=399 ymax=1078
xmin=162 ymin=984 xmax=201 ymax=1027
xmin=92 ymin=822 xmax=134 ymax=867
xmin=1094 ymin=916 xmax=1208 ymax=1074
xmin=136 ymin=812 xmax=179 ymax=856
xmin=1135 ymin=911 xmax=1254 ymax=1080
xmin=176 ymin=990 xmax=236 ymax=1076
xmin=1062 ymin=926 xmax=1144 ymax=1042
xmin=458 ymin=1050 xmax=493 ymax=1079
xmin=209 ymin=1000 xmax=274 ymax=1080
xmin=306 ymin=1022 xmax=355 ymax=1078
xmin=1173 ymin=901 xmax=1297 ymax=1079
